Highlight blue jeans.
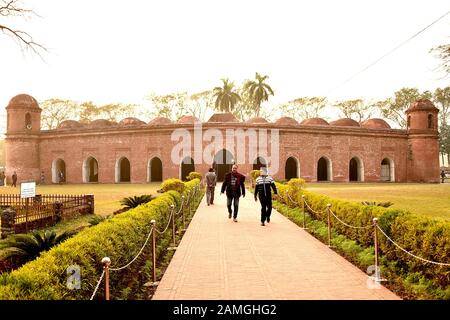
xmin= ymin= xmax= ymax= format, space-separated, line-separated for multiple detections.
xmin=226 ymin=194 xmax=240 ymax=218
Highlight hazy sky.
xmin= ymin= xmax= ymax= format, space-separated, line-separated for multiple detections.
xmin=1 ymin=0 xmax=449 ymax=133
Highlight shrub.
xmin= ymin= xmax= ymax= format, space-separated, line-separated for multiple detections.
xmin=120 ymin=195 xmax=153 ymax=209
xmin=186 ymin=172 xmax=202 ymax=181
xmin=249 ymin=170 xmax=260 ymax=184
xmin=160 ymin=178 xmax=186 ymax=194
xmin=0 ymin=177 xmax=202 ymax=300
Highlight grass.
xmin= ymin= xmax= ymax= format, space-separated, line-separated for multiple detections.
xmin=1 ymin=183 xmax=162 ymax=216
xmin=305 ymin=182 xmax=450 ymax=220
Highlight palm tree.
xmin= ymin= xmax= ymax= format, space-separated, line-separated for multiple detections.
xmin=120 ymin=195 xmax=153 ymax=209
xmin=0 ymin=230 xmax=73 ymax=265
xmin=213 ymin=79 xmax=241 ymax=113
xmin=243 ymin=72 xmax=274 ymax=117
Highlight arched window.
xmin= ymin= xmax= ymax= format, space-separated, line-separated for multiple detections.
xmin=349 ymin=157 xmax=364 ymax=182
xmin=180 ymin=157 xmax=195 ymax=181
xmin=148 ymin=157 xmax=163 ymax=182
xmin=213 ymin=149 xmax=234 ymax=181
xmin=253 ymin=156 xmax=266 ymax=171
xmin=83 ymin=157 xmax=99 ymax=183
xmin=428 ymin=114 xmax=433 ymax=129
xmin=52 ymin=159 xmax=66 ymax=183
xmin=285 ymin=157 xmax=299 ymax=180
xmin=115 ymin=157 xmax=131 ymax=183
xmin=25 ymin=113 xmax=32 ymax=129
xmin=317 ymin=157 xmax=332 ymax=181
xmin=381 ymin=158 xmax=395 ymax=182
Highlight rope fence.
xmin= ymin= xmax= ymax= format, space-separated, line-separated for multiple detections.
xmin=288 ymin=193 xmax=450 ymax=282
xmin=89 ymin=185 xmax=202 ymax=300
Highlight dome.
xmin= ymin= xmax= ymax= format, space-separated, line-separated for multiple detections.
xmin=6 ymin=94 xmax=40 ymax=110
xmin=300 ymin=118 xmax=329 ymax=126
xmin=88 ymin=119 xmax=117 ymax=128
xmin=361 ymin=118 xmax=391 ymax=129
xmin=207 ymin=113 xmax=239 ymax=123
xmin=275 ymin=117 xmax=298 ymax=126
xmin=178 ymin=115 xmax=200 ymax=124
xmin=330 ymin=118 xmax=360 ymax=127
xmin=57 ymin=120 xmax=84 ymax=130
xmin=246 ymin=117 xmax=268 ymax=124
xmin=119 ymin=117 xmax=145 ymax=126
xmin=148 ymin=117 xmax=172 ymax=125
xmin=407 ymin=99 xmax=439 ymax=112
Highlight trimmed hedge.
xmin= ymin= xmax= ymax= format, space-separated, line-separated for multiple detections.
xmin=274 ymin=182 xmax=450 ymax=299
xmin=0 ymin=179 xmax=202 ymax=300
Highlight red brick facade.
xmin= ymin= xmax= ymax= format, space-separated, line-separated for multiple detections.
xmin=4 ymin=94 xmax=440 ymax=184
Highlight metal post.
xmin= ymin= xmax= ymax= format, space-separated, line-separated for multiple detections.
xmin=181 ymin=196 xmax=186 ymax=231
xmin=373 ymin=217 xmax=380 ymax=282
xmin=171 ymin=204 xmax=176 ymax=247
xmin=151 ymin=220 xmax=157 ymax=283
xmin=326 ymin=204 xmax=332 ymax=247
xmin=25 ymin=198 xmax=29 ymax=233
xmin=301 ymin=195 xmax=306 ymax=229
xmin=101 ymin=257 xmax=111 ymax=300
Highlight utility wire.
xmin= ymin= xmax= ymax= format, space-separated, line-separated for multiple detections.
xmin=327 ymin=10 xmax=450 ymax=95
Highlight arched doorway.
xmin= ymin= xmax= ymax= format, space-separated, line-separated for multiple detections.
xmin=52 ymin=159 xmax=66 ymax=183
xmin=349 ymin=157 xmax=364 ymax=182
xmin=213 ymin=149 xmax=234 ymax=181
xmin=116 ymin=157 xmax=131 ymax=183
xmin=285 ymin=157 xmax=299 ymax=181
xmin=381 ymin=158 xmax=395 ymax=182
xmin=317 ymin=157 xmax=332 ymax=181
xmin=180 ymin=157 xmax=195 ymax=181
xmin=148 ymin=157 xmax=163 ymax=182
xmin=253 ymin=156 xmax=266 ymax=171
xmin=83 ymin=157 xmax=99 ymax=183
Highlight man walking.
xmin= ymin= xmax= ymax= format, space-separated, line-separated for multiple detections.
xmin=254 ymin=167 xmax=278 ymax=226
xmin=205 ymin=168 xmax=217 ymax=206
xmin=221 ymin=164 xmax=245 ymax=222
xmin=12 ymin=171 xmax=17 ymax=187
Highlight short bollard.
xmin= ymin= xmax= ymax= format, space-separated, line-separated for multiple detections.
xmin=144 ymin=220 xmax=159 ymax=287
xmin=372 ymin=218 xmax=386 ymax=282
xmin=181 ymin=196 xmax=186 ymax=231
xmin=301 ymin=195 xmax=307 ymax=229
xmin=168 ymin=204 xmax=177 ymax=251
xmin=101 ymin=257 xmax=111 ymax=300
xmin=326 ymin=204 xmax=332 ymax=247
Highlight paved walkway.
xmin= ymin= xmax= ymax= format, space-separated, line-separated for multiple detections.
xmin=153 ymin=188 xmax=400 ymax=300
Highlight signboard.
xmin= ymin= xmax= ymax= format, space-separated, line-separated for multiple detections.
xmin=20 ymin=182 xmax=36 ymax=199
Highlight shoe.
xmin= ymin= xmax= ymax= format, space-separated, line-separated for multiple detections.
xmin=228 ymin=213 xmax=232 ymax=219
xmin=233 ymin=218 xmax=237 ymax=222
xmin=266 ymin=217 xmax=270 ymax=223
xmin=261 ymin=222 xmax=265 ymax=226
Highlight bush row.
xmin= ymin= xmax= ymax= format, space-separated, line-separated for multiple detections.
xmin=274 ymin=181 xmax=450 ymax=299
xmin=0 ymin=179 xmax=202 ymax=300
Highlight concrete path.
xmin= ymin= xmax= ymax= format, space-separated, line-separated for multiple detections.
xmin=153 ymin=188 xmax=400 ymax=300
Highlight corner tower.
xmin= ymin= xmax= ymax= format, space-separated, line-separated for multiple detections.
xmin=5 ymin=94 xmax=41 ymax=184
xmin=406 ymin=99 xmax=439 ymax=182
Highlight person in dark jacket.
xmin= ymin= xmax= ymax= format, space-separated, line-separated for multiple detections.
xmin=12 ymin=171 xmax=17 ymax=187
xmin=254 ymin=167 xmax=278 ymax=226
xmin=221 ymin=164 xmax=246 ymax=222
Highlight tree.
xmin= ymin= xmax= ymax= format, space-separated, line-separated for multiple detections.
xmin=431 ymin=44 xmax=450 ymax=76
xmin=433 ymin=87 xmax=450 ymax=127
xmin=147 ymin=92 xmax=189 ymax=121
xmin=212 ymin=79 xmax=241 ymax=113
xmin=375 ymin=87 xmax=432 ymax=128
xmin=0 ymin=0 xmax=45 ymax=55
xmin=280 ymin=96 xmax=327 ymax=121
xmin=188 ymin=90 xmax=214 ymax=121
xmin=79 ymin=101 xmax=101 ymax=123
xmin=98 ymin=103 xmax=136 ymax=122
xmin=334 ymin=99 xmax=373 ymax=123
xmin=40 ymin=99 xmax=79 ymax=130
xmin=0 ymin=230 xmax=72 ymax=266
xmin=439 ymin=124 xmax=450 ymax=165
xmin=243 ymin=72 xmax=274 ymax=117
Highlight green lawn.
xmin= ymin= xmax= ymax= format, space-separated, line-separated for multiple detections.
xmin=1 ymin=183 xmax=162 ymax=216
xmin=305 ymin=182 xmax=450 ymax=220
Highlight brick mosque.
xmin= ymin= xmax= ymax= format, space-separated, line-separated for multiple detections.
xmin=3 ymin=94 xmax=440 ymax=185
